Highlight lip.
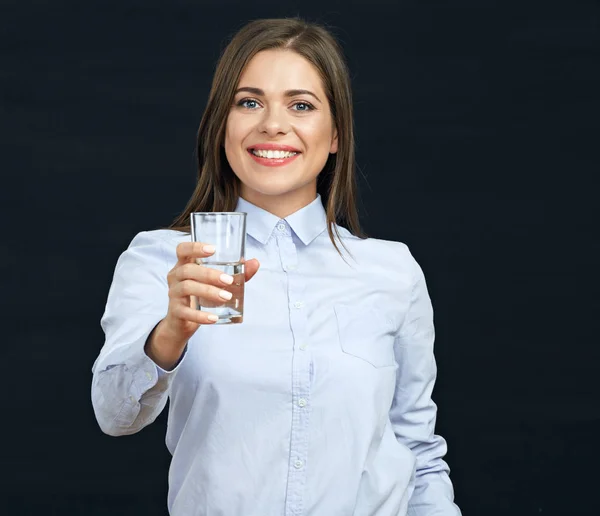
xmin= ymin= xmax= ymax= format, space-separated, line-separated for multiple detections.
xmin=247 ymin=149 xmax=301 ymax=167
xmin=247 ymin=143 xmax=302 ymax=152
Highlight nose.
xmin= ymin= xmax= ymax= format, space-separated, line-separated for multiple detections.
xmin=258 ymin=105 xmax=290 ymax=137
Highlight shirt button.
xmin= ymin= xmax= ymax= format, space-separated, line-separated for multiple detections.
xmin=299 ymin=342 xmax=307 ymax=351
xmin=294 ymin=301 xmax=304 ymax=309
xmin=294 ymin=459 xmax=304 ymax=469
xmin=145 ymin=371 xmax=153 ymax=381
xmin=298 ymin=398 xmax=307 ymax=407
xmin=277 ymin=223 xmax=286 ymax=231
xmin=287 ymin=264 xmax=297 ymax=271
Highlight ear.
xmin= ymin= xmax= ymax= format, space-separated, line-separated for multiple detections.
xmin=330 ymin=127 xmax=339 ymax=154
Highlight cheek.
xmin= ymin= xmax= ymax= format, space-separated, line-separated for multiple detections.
xmin=304 ymin=116 xmax=334 ymax=147
xmin=225 ymin=112 xmax=248 ymax=143
xmin=224 ymin=116 xmax=244 ymax=160
xmin=224 ymin=115 xmax=235 ymax=148
xmin=224 ymin=122 xmax=241 ymax=174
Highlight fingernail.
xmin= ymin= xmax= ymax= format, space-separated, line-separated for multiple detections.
xmin=220 ymin=274 xmax=234 ymax=285
xmin=207 ymin=314 xmax=219 ymax=322
xmin=219 ymin=290 xmax=233 ymax=300
xmin=203 ymin=244 xmax=216 ymax=253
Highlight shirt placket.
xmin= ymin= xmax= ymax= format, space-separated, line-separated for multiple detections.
xmin=275 ymin=221 xmax=312 ymax=516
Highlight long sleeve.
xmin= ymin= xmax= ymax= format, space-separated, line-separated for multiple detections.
xmin=390 ymin=251 xmax=461 ymax=515
xmin=91 ymin=231 xmax=183 ymax=437
xmin=87 ymin=198 xmax=462 ymax=513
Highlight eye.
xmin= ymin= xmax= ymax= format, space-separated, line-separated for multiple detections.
xmin=292 ymin=102 xmax=314 ymax=112
xmin=237 ymin=98 xmax=260 ymax=109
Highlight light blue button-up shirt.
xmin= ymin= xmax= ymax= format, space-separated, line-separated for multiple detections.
xmin=91 ymin=194 xmax=461 ymax=516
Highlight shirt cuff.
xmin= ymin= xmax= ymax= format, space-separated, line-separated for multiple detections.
xmin=154 ymin=344 xmax=189 ymax=378
xmin=94 ymin=316 xmax=178 ymax=395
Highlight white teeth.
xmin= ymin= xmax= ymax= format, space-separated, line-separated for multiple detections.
xmin=252 ymin=149 xmax=298 ymax=159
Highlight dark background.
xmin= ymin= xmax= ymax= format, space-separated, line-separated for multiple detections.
xmin=2 ymin=0 xmax=599 ymax=514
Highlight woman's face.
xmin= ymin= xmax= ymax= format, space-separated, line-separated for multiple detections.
xmin=225 ymin=49 xmax=338 ymax=215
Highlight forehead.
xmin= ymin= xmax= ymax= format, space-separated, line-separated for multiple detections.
xmin=237 ymin=49 xmax=325 ymax=93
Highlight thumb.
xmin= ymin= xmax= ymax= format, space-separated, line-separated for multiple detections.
xmin=243 ymin=258 xmax=260 ymax=281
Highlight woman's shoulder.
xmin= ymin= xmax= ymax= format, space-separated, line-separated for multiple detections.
xmin=128 ymin=228 xmax=190 ymax=248
xmin=337 ymin=225 xmax=411 ymax=255
xmin=119 ymin=229 xmax=189 ymax=270
xmin=335 ymin=225 xmax=418 ymax=272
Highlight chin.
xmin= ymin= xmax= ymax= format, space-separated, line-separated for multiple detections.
xmin=241 ymin=175 xmax=313 ymax=197
xmin=247 ymin=184 xmax=299 ymax=197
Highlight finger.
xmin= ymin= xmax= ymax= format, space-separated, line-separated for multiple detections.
xmin=171 ymin=262 xmax=235 ymax=287
xmin=244 ymin=258 xmax=261 ymax=282
xmin=175 ymin=241 xmax=216 ymax=265
xmin=170 ymin=280 xmax=233 ymax=305
xmin=172 ymin=304 xmax=218 ymax=325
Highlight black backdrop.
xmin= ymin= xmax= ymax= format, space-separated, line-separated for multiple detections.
xmin=2 ymin=0 xmax=599 ymax=514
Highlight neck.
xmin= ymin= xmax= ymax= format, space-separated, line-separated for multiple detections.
xmin=240 ymin=187 xmax=317 ymax=219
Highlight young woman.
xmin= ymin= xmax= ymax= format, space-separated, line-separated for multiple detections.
xmin=91 ymin=17 xmax=461 ymax=516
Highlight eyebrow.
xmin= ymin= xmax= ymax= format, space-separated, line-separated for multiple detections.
xmin=234 ymin=86 xmax=322 ymax=104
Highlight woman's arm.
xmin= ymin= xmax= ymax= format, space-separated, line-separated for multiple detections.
xmin=91 ymin=231 xmax=184 ymax=436
xmin=390 ymin=251 xmax=462 ymax=516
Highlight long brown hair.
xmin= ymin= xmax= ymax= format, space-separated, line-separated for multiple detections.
xmin=166 ymin=17 xmax=367 ymax=257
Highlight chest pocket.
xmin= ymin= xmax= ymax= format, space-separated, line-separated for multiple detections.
xmin=334 ymin=304 xmax=397 ymax=368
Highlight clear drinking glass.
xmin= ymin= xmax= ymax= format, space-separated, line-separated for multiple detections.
xmin=190 ymin=212 xmax=247 ymax=324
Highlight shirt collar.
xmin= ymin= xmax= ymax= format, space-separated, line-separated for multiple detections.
xmin=235 ymin=194 xmax=328 ymax=246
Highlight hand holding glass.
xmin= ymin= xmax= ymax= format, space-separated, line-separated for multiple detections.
xmin=190 ymin=212 xmax=247 ymax=324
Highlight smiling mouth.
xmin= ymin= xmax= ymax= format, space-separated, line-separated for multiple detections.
xmin=247 ymin=149 xmax=301 ymax=167
xmin=249 ymin=149 xmax=300 ymax=159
